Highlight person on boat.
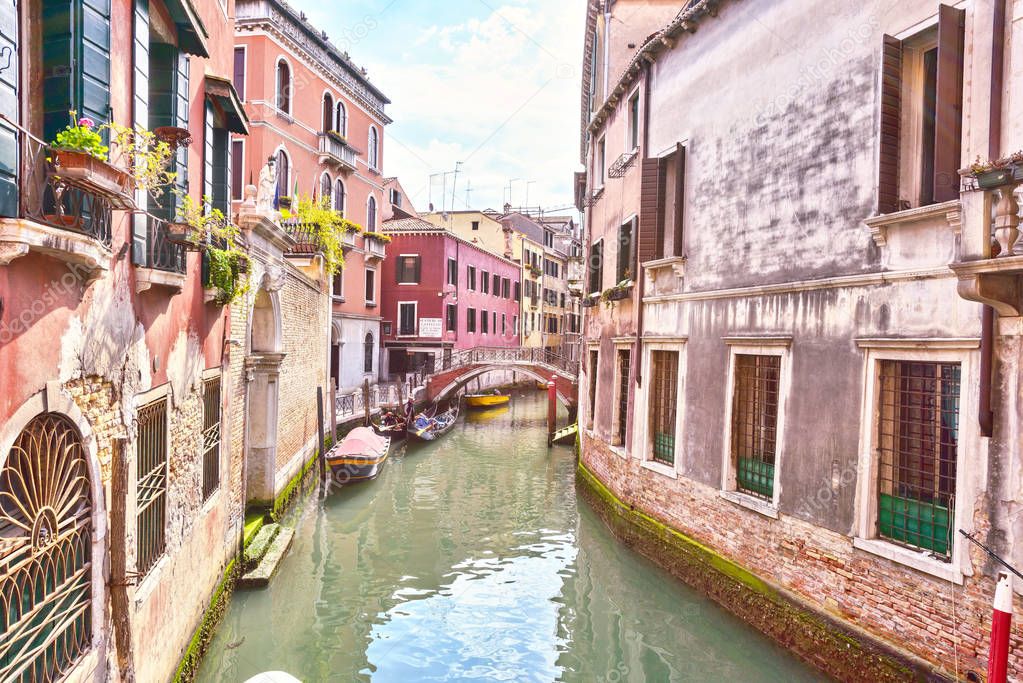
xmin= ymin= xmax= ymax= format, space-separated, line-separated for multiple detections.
xmin=404 ymin=397 xmax=415 ymax=422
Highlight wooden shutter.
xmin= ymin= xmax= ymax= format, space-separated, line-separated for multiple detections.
xmin=0 ymin=0 xmax=19 ymax=217
xmin=673 ymin=144 xmax=686 ymax=257
xmin=638 ymin=158 xmax=662 ymax=264
xmin=878 ymin=35 xmax=902 ymax=214
xmin=933 ymin=4 xmax=965 ymax=203
xmin=413 ymin=256 xmax=421 ymax=283
xmin=149 ymin=42 xmax=190 ymax=221
xmin=233 ymin=47 xmax=245 ymax=100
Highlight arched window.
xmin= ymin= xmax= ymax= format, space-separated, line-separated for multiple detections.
xmin=368 ymin=126 xmax=379 ymax=169
xmin=334 ymin=179 xmax=346 ymax=214
xmin=276 ymin=149 xmax=290 ymax=198
xmin=335 ymin=101 xmax=347 ymax=136
xmin=364 ymin=333 xmax=374 ymax=373
xmin=367 ymin=195 xmax=377 ymax=231
xmin=0 ymin=413 xmax=93 ymax=681
xmin=276 ymin=59 xmax=292 ymax=114
xmin=322 ymin=92 xmax=334 ymax=132
xmin=320 ymin=172 xmax=332 ymax=203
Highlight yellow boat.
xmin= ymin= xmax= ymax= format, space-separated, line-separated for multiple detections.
xmin=465 ymin=393 xmax=511 ymax=408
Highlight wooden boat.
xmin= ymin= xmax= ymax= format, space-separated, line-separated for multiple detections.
xmin=372 ymin=410 xmax=408 ymax=438
xmin=409 ymin=403 xmax=460 ymax=442
xmin=465 ymin=392 xmax=510 ymax=408
xmin=325 ymin=427 xmax=391 ymax=484
xmin=536 ymin=380 xmax=549 ymax=390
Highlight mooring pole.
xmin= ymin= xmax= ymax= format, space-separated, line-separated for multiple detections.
xmin=316 ymin=387 xmax=326 ymax=486
xmin=547 ymin=375 xmax=558 ymax=446
xmin=988 ymin=571 xmax=1012 ymax=683
xmin=329 ymin=377 xmax=338 ymax=444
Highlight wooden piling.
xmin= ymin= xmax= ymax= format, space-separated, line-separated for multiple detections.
xmin=547 ymin=375 xmax=558 ymax=446
xmin=329 ymin=378 xmax=338 ymax=442
xmin=316 ymin=387 xmax=326 ymax=486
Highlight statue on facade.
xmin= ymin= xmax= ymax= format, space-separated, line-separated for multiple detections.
xmin=256 ymin=156 xmax=278 ymax=213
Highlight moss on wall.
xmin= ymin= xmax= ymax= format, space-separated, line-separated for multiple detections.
xmin=575 ymin=461 xmax=950 ymax=683
xmin=171 ymin=559 xmax=238 ymax=683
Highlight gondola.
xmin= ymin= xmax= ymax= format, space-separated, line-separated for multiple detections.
xmin=409 ymin=403 xmax=460 ymax=442
xmin=372 ymin=410 xmax=409 ymax=439
xmin=325 ymin=427 xmax=391 ymax=485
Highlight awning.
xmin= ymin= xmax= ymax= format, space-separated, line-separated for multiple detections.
xmin=165 ymin=0 xmax=209 ymax=58
xmin=205 ymin=75 xmax=250 ymax=135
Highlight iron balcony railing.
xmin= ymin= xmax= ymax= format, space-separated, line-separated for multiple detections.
xmin=283 ymin=221 xmax=319 ymax=255
xmin=318 ymin=133 xmax=358 ymax=172
xmin=335 ymin=383 xmax=402 ymax=420
xmin=140 ymin=217 xmax=186 ymax=274
xmin=21 ymin=132 xmax=114 ymax=246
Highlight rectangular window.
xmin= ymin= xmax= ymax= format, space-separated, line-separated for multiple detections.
xmin=233 ymin=46 xmax=246 ymax=100
xmin=492 ymin=273 xmax=500 ymax=296
xmin=617 ymin=219 xmax=635 ymax=282
xmin=628 ymin=91 xmax=640 ymax=150
xmin=467 ymin=308 xmax=477 ymax=333
xmin=397 ymin=255 xmax=421 ymax=284
xmin=614 ymin=349 xmax=631 ymax=447
xmin=230 ymin=139 xmax=244 ymax=201
xmin=501 ymin=314 xmax=506 ymax=336
xmin=383 ymin=322 xmax=392 ymax=335
xmin=365 ymin=269 xmax=376 ymax=304
xmin=472 ymin=220 xmax=480 ymax=231
xmin=447 ymin=257 xmax=458 ymax=286
xmin=544 ymin=230 xmax=553 ymax=248
xmin=482 ymin=270 xmax=490 ymax=294
xmin=482 ymin=309 xmax=489 ymax=334
xmin=597 ymin=137 xmax=606 ymax=186
xmin=446 ymin=303 xmax=457 ymax=332
xmin=731 ymin=354 xmax=781 ymax=500
xmin=398 ymin=302 xmax=417 ymax=336
xmin=202 ymin=377 xmax=222 ymax=501
xmin=513 ymin=316 xmax=518 ymax=334
xmin=588 ymin=240 xmax=603 ymax=294
xmin=502 ymin=277 xmax=510 ymax=298
xmin=492 ymin=311 xmax=497 ymax=333
xmin=876 ymin=360 xmax=960 ymax=558
xmin=332 ymin=272 xmax=344 ymax=298
xmin=649 ymin=351 xmax=679 ymax=464
xmin=467 ymin=266 xmax=477 ymax=291
xmin=514 ymin=281 xmax=520 ymax=301
xmin=588 ymin=350 xmax=599 ymax=427
xmin=137 ymin=398 xmax=168 ymax=576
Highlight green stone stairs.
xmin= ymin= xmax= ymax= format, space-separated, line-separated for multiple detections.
xmin=551 ymin=423 xmax=578 ymax=445
xmin=238 ymin=522 xmax=295 ymax=589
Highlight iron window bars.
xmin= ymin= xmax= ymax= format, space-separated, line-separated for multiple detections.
xmin=616 ymin=349 xmax=631 ymax=447
xmin=201 ymin=377 xmax=222 ymax=501
xmin=877 ymin=360 xmax=960 ymax=559
xmin=650 ymin=350 xmax=678 ymax=465
xmin=731 ymin=354 xmax=780 ymax=500
xmin=0 ymin=413 xmax=92 ymax=682
xmin=136 ymin=399 xmax=168 ymax=576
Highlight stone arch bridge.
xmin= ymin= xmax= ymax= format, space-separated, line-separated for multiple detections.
xmin=425 ymin=347 xmax=579 ymax=409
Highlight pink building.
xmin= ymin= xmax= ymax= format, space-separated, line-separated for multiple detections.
xmin=234 ymin=0 xmax=391 ymax=392
xmin=380 ymin=216 xmax=521 ymax=378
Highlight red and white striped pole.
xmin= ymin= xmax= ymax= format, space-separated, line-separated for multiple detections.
xmin=547 ymin=376 xmax=558 ymax=446
xmin=988 ymin=570 xmax=1012 ymax=683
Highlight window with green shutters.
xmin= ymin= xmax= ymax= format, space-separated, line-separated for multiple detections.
xmin=649 ymin=350 xmax=678 ymax=465
xmin=148 ymin=42 xmax=189 ymax=221
xmin=203 ymin=101 xmax=231 ymax=215
xmin=0 ymin=0 xmax=19 ymax=217
xmin=731 ymin=354 xmax=781 ymax=500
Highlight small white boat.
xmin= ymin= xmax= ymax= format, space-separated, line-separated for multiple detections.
xmin=243 ymin=673 xmax=302 ymax=683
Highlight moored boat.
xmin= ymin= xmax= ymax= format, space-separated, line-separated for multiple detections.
xmin=409 ymin=403 xmax=460 ymax=441
xmin=326 ymin=427 xmax=391 ymax=485
xmin=372 ymin=410 xmax=408 ymax=438
xmin=465 ymin=391 xmax=510 ymax=408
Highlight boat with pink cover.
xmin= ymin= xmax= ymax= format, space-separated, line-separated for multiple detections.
xmin=325 ymin=427 xmax=391 ymax=485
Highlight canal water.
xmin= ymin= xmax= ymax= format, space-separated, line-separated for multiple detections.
xmin=198 ymin=391 xmax=820 ymax=682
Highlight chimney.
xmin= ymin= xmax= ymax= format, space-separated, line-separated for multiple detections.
xmin=503 ymin=203 xmax=511 ymax=213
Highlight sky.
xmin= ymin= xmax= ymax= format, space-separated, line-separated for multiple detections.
xmin=294 ymin=0 xmax=587 ymax=215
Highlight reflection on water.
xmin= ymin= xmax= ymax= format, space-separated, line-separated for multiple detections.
xmin=198 ymin=392 xmax=818 ymax=682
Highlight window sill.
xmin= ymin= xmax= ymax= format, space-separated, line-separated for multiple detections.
xmin=863 ymin=199 xmax=961 ymax=248
xmin=608 ymin=444 xmax=628 ymax=459
xmin=719 ymin=490 xmax=779 ymax=519
xmin=852 ymin=537 xmax=963 ymax=584
xmin=366 ymin=301 xmax=377 ymax=308
xmin=641 ymin=459 xmax=677 ymax=479
xmin=332 ymin=295 xmax=346 ymax=303
xmin=397 ymin=282 xmax=420 ymax=286
xmin=135 ymin=267 xmax=186 ymax=294
xmin=133 ymin=554 xmax=169 ymax=607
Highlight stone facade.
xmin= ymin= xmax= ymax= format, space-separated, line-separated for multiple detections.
xmin=578 ymin=0 xmax=1023 ymax=679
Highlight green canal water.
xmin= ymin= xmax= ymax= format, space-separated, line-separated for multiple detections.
xmin=198 ymin=391 xmax=820 ymax=682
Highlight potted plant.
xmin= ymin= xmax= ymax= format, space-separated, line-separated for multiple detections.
xmin=961 ymin=151 xmax=1023 ymax=190
xmin=363 ymin=231 xmax=392 ymax=244
xmin=174 ymin=193 xmax=249 ymax=305
xmin=278 ymin=196 xmax=293 ymax=210
xmin=290 ymin=195 xmax=364 ymax=276
xmin=50 ymin=113 xmax=134 ymax=208
xmin=326 ymin=130 xmax=347 ymax=145
xmin=527 ymin=263 xmax=542 ymax=278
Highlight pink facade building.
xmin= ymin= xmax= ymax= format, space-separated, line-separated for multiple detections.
xmin=234 ymin=0 xmax=391 ymax=392
xmin=380 ymin=217 xmax=521 ymax=377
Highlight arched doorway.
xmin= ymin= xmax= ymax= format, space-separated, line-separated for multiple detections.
xmin=246 ymin=287 xmax=285 ymax=506
xmin=0 ymin=413 xmax=93 ymax=681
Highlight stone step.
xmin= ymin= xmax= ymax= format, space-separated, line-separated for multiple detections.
xmin=551 ymin=423 xmax=578 ymax=445
xmin=238 ymin=526 xmax=295 ymax=589
xmin=243 ymin=522 xmax=281 ymax=571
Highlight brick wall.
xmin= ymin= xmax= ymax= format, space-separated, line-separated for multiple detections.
xmin=581 ymin=434 xmax=1022 ymax=679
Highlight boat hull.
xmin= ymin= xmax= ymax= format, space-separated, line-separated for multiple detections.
xmin=327 ymin=453 xmax=388 ymax=483
xmin=466 ymin=395 xmax=510 ymax=408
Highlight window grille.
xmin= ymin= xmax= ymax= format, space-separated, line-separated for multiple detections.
xmin=877 ymin=360 xmax=960 ymax=559
xmin=202 ymin=378 xmax=222 ymax=501
xmin=731 ymin=354 xmax=780 ymax=500
xmin=137 ymin=399 xmax=168 ymax=576
xmin=616 ymin=349 xmax=630 ymax=446
xmin=0 ymin=413 xmax=92 ymax=681
xmin=650 ymin=351 xmax=678 ymax=464
xmin=588 ymin=350 xmax=599 ymax=425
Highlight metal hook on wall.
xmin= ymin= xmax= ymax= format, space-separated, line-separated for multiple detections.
xmin=0 ymin=46 xmax=11 ymax=75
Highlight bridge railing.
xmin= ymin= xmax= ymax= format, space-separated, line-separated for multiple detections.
xmin=335 ymin=383 xmax=405 ymax=422
xmin=437 ymin=347 xmax=579 ymax=379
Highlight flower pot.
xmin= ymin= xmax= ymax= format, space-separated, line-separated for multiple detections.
xmin=52 ymin=149 xmax=136 ymax=210
xmin=278 ymin=196 xmax=293 ymax=209
xmin=164 ymin=222 xmax=198 ymax=247
xmin=608 ymin=286 xmax=632 ymax=301
xmin=975 ymin=168 xmax=1015 ymax=190
xmin=153 ymin=126 xmax=193 ymax=149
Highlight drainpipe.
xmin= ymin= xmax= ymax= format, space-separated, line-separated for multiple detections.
xmin=979 ymin=0 xmax=1006 ymax=438
xmin=635 ymin=61 xmax=653 ymax=388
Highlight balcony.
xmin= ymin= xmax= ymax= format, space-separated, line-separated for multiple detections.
xmin=607 ymin=149 xmax=638 ymax=178
xmin=365 ymin=234 xmax=386 ymax=261
xmin=341 ymin=229 xmax=358 ymax=250
xmin=135 ymin=217 xmax=187 ymax=293
xmin=318 ymin=133 xmax=358 ymax=173
xmin=0 ymin=135 xmax=121 ymax=279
